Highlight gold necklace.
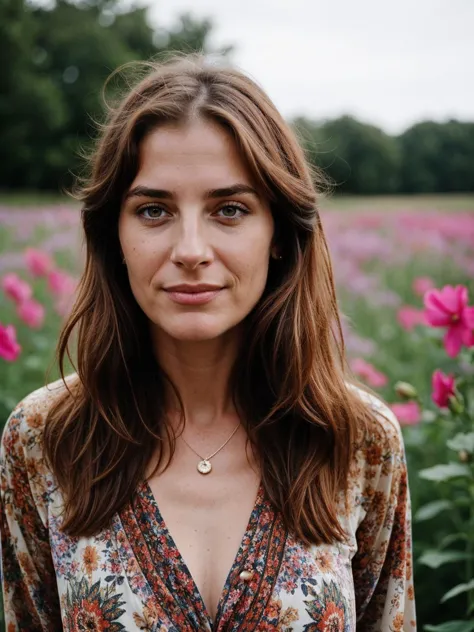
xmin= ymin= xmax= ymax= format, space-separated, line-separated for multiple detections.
xmin=180 ymin=422 xmax=241 ymax=475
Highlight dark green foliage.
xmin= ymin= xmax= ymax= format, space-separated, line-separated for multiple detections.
xmin=399 ymin=120 xmax=474 ymax=193
xmin=0 ymin=0 xmax=230 ymax=190
xmin=293 ymin=115 xmax=474 ymax=195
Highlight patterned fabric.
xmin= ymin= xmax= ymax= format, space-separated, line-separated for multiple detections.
xmin=0 ymin=379 xmax=417 ymax=631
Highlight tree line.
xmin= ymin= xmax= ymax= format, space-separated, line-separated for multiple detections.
xmin=294 ymin=116 xmax=474 ymax=194
xmin=1 ymin=0 xmax=473 ymax=194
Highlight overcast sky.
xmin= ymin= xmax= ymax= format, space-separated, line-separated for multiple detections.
xmin=146 ymin=0 xmax=473 ymax=134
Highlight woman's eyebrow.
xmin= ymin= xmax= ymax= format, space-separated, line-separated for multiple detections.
xmin=124 ymin=183 xmax=259 ymax=201
xmin=206 ymin=184 xmax=259 ymax=199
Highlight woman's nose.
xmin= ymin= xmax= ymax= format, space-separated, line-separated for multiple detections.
xmin=169 ymin=215 xmax=213 ymax=269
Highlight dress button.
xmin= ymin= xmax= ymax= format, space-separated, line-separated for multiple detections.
xmin=239 ymin=570 xmax=254 ymax=581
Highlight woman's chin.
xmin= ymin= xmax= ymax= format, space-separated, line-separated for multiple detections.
xmin=153 ymin=314 xmax=237 ymax=343
xmin=168 ymin=328 xmax=223 ymax=342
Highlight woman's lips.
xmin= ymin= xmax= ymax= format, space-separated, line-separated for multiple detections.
xmin=164 ymin=288 xmax=223 ymax=305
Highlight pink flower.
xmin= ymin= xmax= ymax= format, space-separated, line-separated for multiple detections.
xmin=390 ymin=401 xmax=421 ymax=426
xmin=351 ymin=358 xmax=388 ymax=387
xmin=47 ymin=269 xmax=77 ymax=296
xmin=1 ymin=273 xmax=32 ymax=304
xmin=424 ymin=285 xmax=474 ymax=357
xmin=432 ymin=369 xmax=456 ymax=409
xmin=25 ymin=248 xmax=54 ymax=277
xmin=397 ymin=306 xmax=427 ymax=331
xmin=413 ymin=276 xmax=435 ymax=297
xmin=54 ymin=293 xmax=75 ymax=318
xmin=17 ymin=299 xmax=45 ymax=329
xmin=0 ymin=323 xmax=21 ymax=361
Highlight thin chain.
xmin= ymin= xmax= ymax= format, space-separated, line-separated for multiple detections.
xmin=180 ymin=421 xmax=241 ymax=461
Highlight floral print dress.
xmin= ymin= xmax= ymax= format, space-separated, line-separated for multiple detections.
xmin=0 ymin=379 xmax=417 ymax=631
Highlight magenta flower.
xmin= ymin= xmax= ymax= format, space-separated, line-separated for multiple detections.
xmin=424 ymin=285 xmax=474 ymax=357
xmin=351 ymin=357 xmax=388 ymax=388
xmin=0 ymin=323 xmax=21 ymax=361
xmin=397 ymin=306 xmax=427 ymax=331
xmin=413 ymin=276 xmax=435 ymax=297
xmin=1 ymin=273 xmax=32 ymax=304
xmin=17 ymin=298 xmax=45 ymax=329
xmin=390 ymin=401 xmax=421 ymax=426
xmin=47 ymin=269 xmax=77 ymax=296
xmin=431 ymin=369 xmax=456 ymax=409
xmin=25 ymin=248 xmax=54 ymax=277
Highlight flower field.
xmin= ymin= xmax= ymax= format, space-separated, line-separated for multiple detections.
xmin=1 ymin=195 xmax=474 ymax=629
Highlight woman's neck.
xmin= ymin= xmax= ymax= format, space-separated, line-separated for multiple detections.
xmin=151 ymin=326 xmax=242 ymax=431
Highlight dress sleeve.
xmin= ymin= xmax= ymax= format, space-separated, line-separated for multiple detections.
xmin=351 ymin=406 xmax=417 ymax=631
xmin=0 ymin=403 xmax=62 ymax=631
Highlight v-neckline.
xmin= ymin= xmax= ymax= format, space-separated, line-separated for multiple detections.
xmin=141 ymin=478 xmax=265 ymax=629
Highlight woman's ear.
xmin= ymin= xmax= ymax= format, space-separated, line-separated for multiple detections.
xmin=270 ymin=245 xmax=283 ymax=260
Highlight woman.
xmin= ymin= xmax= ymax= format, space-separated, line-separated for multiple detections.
xmin=0 ymin=55 xmax=416 ymax=631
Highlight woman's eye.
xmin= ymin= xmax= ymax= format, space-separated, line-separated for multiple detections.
xmin=136 ymin=204 xmax=248 ymax=222
xmin=138 ymin=205 xmax=167 ymax=220
xmin=216 ymin=204 xmax=248 ymax=220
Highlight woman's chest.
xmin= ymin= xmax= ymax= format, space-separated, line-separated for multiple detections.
xmin=147 ymin=468 xmax=262 ymax=622
xmin=49 ymin=484 xmax=357 ymax=631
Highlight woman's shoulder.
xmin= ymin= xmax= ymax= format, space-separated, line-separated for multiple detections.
xmin=0 ymin=376 xmax=78 ymax=527
xmin=342 ymin=384 xmax=409 ymax=531
xmin=347 ymin=382 xmax=406 ymax=464
xmin=1 ymin=374 xmax=78 ymax=463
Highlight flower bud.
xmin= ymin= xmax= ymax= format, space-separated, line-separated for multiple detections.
xmin=458 ymin=450 xmax=470 ymax=463
xmin=394 ymin=381 xmax=418 ymax=400
xmin=448 ymin=394 xmax=464 ymax=415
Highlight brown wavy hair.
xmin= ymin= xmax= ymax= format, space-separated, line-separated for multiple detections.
xmin=44 ymin=53 xmax=377 ymax=544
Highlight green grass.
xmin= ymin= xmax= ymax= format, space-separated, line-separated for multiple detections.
xmin=0 ymin=190 xmax=78 ymax=207
xmin=320 ymin=193 xmax=474 ymax=212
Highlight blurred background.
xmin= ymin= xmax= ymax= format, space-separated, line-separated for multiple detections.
xmin=1 ymin=1 xmax=474 ymax=629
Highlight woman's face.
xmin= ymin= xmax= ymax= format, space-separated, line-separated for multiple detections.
xmin=118 ymin=117 xmax=275 ymax=343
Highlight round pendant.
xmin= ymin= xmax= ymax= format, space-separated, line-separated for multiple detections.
xmin=197 ymin=459 xmax=212 ymax=475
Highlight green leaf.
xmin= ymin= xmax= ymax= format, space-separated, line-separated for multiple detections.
xmin=24 ymin=355 xmax=44 ymax=370
xmin=424 ymin=622 xmax=474 ymax=632
xmin=31 ymin=335 xmax=51 ymax=351
xmin=447 ymin=432 xmax=474 ymax=454
xmin=439 ymin=533 xmax=469 ymax=550
xmin=419 ymin=463 xmax=471 ymax=482
xmin=418 ymin=549 xmax=472 ymax=569
xmin=454 ymin=497 xmax=473 ymax=509
xmin=441 ymin=579 xmax=474 ymax=603
xmin=414 ymin=500 xmax=452 ymax=522
xmin=422 ymin=409 xmax=438 ymax=423
xmin=0 ymin=395 xmax=18 ymax=411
